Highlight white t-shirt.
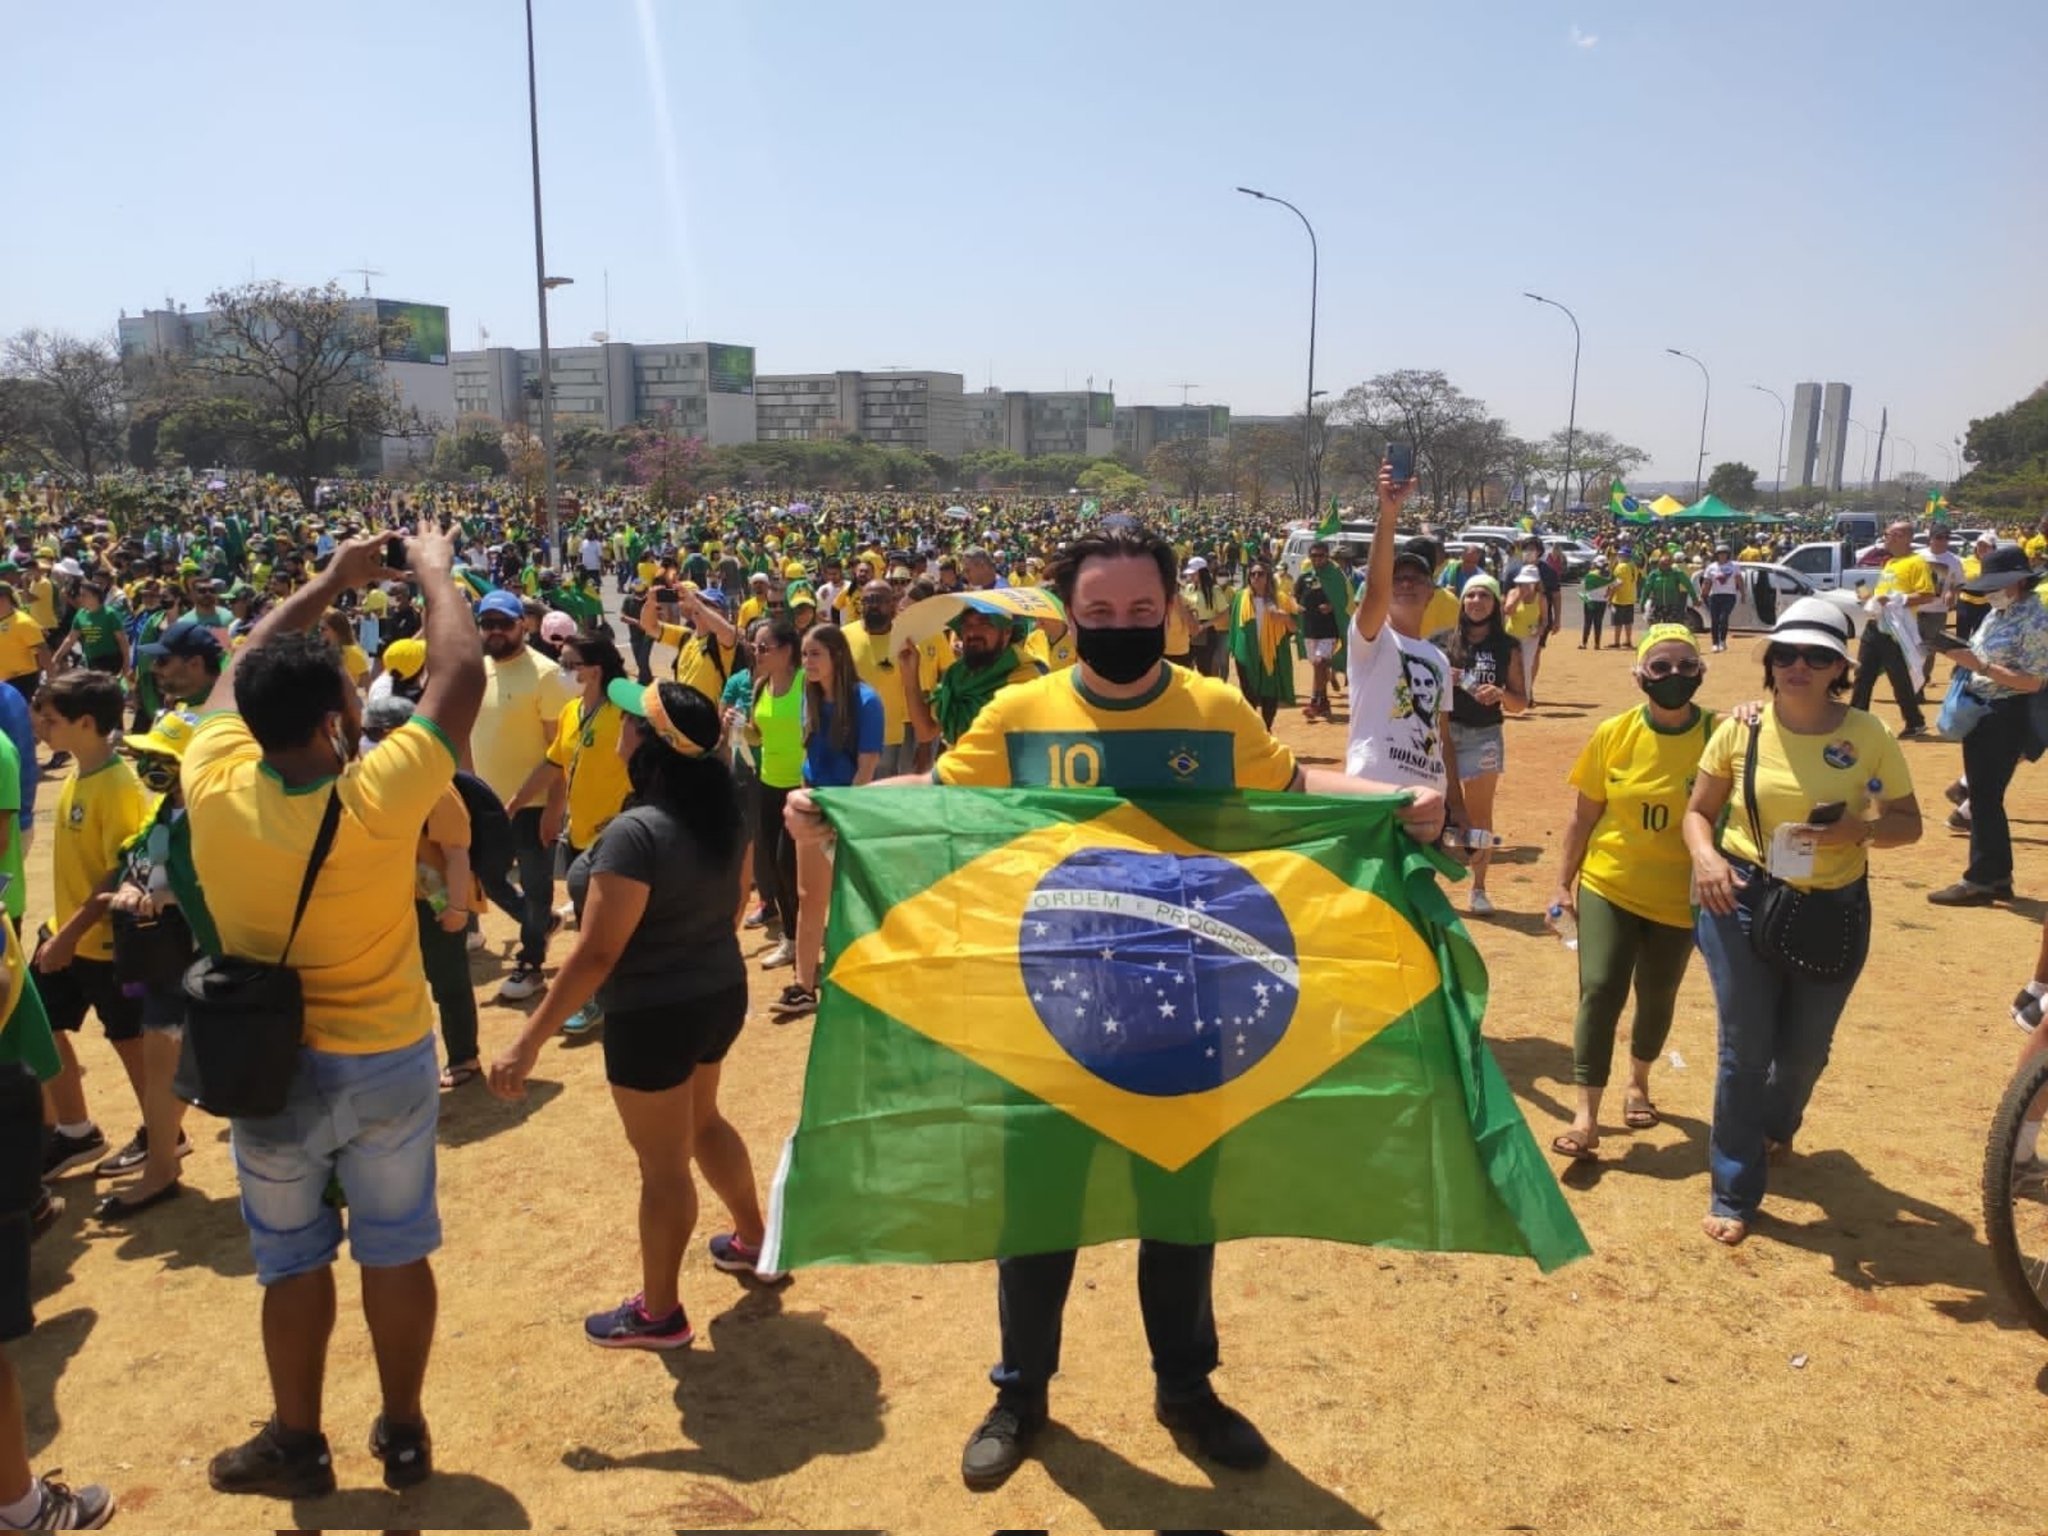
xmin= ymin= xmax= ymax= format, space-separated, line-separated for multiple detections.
xmin=579 ymin=537 xmax=604 ymax=572
xmin=1344 ymin=619 xmax=1450 ymax=791
xmin=1701 ymin=560 xmax=1742 ymax=598
xmin=1924 ymin=549 xmax=1964 ymax=614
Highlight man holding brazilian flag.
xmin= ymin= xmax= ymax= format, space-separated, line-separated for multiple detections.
xmin=771 ymin=508 xmax=1586 ymax=1492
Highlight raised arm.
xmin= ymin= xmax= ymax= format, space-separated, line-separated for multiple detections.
xmin=409 ymin=530 xmax=487 ymax=748
xmin=1352 ymin=463 xmax=1412 ymax=645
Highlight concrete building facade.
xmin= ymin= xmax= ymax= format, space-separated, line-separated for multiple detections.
xmin=962 ymin=388 xmax=1115 ymax=458
xmin=1817 ymin=381 xmax=1854 ymax=493
xmin=754 ymin=369 xmax=965 ymax=456
xmin=1114 ymin=404 xmax=1231 ymax=461
xmin=450 ymin=340 xmax=758 ymax=446
xmin=1788 ymin=382 xmax=1823 ymax=489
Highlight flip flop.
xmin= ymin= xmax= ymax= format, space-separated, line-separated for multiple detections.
xmin=1623 ymin=1099 xmax=1661 ymax=1130
xmin=439 ymin=1062 xmax=481 ymax=1091
xmin=93 ymin=1182 xmax=183 ymax=1222
xmin=1550 ymin=1130 xmax=1599 ymax=1161
xmin=1701 ymin=1215 xmax=1748 ymax=1247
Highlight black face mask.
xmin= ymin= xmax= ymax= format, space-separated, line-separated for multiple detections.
xmin=1076 ymin=621 xmax=1166 ymax=685
xmin=1639 ymin=671 xmax=1704 ymax=709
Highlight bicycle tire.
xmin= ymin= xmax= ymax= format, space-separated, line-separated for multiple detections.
xmin=1982 ymin=1052 xmax=2048 ymax=1338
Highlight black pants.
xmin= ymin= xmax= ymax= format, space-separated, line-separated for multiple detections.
xmin=479 ymin=806 xmax=555 ymax=968
xmin=628 ymin=626 xmax=655 ymax=685
xmin=1963 ymin=696 xmax=2032 ymax=889
xmin=1707 ymin=593 xmax=1738 ymax=647
xmin=753 ymin=781 xmax=799 ymax=938
xmin=1956 ymin=602 xmax=1988 ymax=642
xmin=990 ymin=1242 xmax=1218 ymax=1411
xmin=417 ymin=900 xmax=479 ymax=1065
xmin=1581 ymin=601 xmax=1606 ymax=646
xmin=1850 ymin=625 xmax=1925 ymax=732
xmin=0 ymin=1063 xmax=42 ymax=1343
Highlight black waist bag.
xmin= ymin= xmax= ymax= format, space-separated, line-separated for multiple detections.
xmin=174 ymin=791 xmax=342 ymax=1120
xmin=1736 ymin=725 xmax=1870 ymax=983
xmin=112 ymin=905 xmax=195 ymax=993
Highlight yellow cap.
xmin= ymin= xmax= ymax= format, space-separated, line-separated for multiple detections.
xmin=1636 ymin=623 xmax=1700 ymax=660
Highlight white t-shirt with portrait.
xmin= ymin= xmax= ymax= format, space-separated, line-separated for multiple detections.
xmin=1345 ymin=619 xmax=1449 ymax=791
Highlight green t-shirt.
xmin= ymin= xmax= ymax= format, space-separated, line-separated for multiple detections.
xmin=68 ymin=605 xmax=123 ymax=661
xmin=0 ymin=734 xmax=21 ymax=922
xmin=0 ymin=957 xmax=58 ymax=1082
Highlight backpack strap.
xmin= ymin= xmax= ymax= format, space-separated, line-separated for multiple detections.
xmin=278 ymin=790 xmax=344 ymax=968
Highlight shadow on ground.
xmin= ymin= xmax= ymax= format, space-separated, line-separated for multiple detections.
xmin=1036 ymin=1422 xmax=1379 ymax=1530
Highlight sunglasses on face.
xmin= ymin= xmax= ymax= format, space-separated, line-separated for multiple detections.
xmin=478 ymin=615 xmax=518 ymax=631
xmin=1766 ymin=644 xmax=1841 ymax=670
xmin=1641 ymin=657 xmax=1703 ymax=679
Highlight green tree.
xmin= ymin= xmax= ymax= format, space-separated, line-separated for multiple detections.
xmin=1145 ymin=437 xmax=1216 ymax=509
xmin=433 ymin=414 xmax=511 ymax=480
xmin=1704 ymin=461 xmax=1759 ymax=508
xmin=2 ymin=329 xmax=128 ymax=488
xmin=1077 ymin=459 xmax=1147 ymax=502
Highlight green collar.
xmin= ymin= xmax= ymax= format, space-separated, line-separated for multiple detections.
xmin=1071 ymin=663 xmax=1172 ymax=712
xmin=1639 ymin=703 xmax=1705 ymax=736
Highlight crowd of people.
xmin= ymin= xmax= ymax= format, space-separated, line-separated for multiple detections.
xmin=2 ymin=466 xmax=2048 ymax=1521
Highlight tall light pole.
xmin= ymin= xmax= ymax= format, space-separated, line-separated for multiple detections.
xmin=525 ymin=0 xmax=563 ymax=563
xmin=1891 ymin=433 xmax=1918 ymax=478
xmin=1524 ymin=293 xmax=1579 ymax=522
xmin=1237 ymin=187 xmax=1318 ymax=518
xmin=1748 ymin=384 xmax=1787 ymax=511
xmin=1938 ymin=440 xmax=1960 ymax=484
xmin=1849 ymin=418 xmax=1871 ymax=488
xmin=1665 ymin=348 xmax=1710 ymax=502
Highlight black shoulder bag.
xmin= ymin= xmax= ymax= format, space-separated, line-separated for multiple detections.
xmin=174 ymin=790 xmax=344 ymax=1120
xmin=1738 ymin=724 xmax=1869 ymax=982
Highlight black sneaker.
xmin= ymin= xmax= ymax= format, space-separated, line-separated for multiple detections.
xmin=1156 ymin=1391 xmax=1272 ymax=1470
xmin=41 ymin=1126 xmax=105 ymax=1179
xmin=29 ymin=1187 xmax=62 ymax=1241
xmin=207 ymin=1418 xmax=336 ymax=1498
xmin=960 ymin=1401 xmax=1043 ymax=1491
xmin=774 ymin=984 xmax=817 ymax=1016
xmin=1 ymin=1473 xmax=115 ymax=1530
xmin=93 ymin=1127 xmax=192 ymax=1178
xmin=369 ymin=1415 xmax=433 ymax=1490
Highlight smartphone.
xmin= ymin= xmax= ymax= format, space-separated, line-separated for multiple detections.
xmin=1385 ymin=442 xmax=1416 ymax=486
xmin=1807 ymin=801 xmax=1848 ymax=826
xmin=383 ymin=535 xmax=408 ymax=572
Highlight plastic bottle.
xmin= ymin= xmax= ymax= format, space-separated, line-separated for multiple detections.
xmin=1546 ymin=903 xmax=1579 ymax=951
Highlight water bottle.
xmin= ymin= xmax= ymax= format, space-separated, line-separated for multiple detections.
xmin=1547 ymin=903 xmax=1579 ymax=951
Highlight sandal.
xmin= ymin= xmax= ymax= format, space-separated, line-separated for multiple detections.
xmin=1701 ymin=1215 xmax=1748 ymax=1247
xmin=1623 ymin=1098 xmax=1661 ymax=1130
xmin=439 ymin=1062 xmax=481 ymax=1091
xmin=1550 ymin=1130 xmax=1599 ymax=1161
xmin=93 ymin=1181 xmax=183 ymax=1221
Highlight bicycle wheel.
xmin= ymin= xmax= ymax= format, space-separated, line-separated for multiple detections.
xmin=1982 ymin=1052 xmax=2048 ymax=1338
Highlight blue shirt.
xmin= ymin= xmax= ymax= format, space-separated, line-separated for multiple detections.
xmin=0 ymin=680 xmax=39 ymax=828
xmin=1970 ymin=590 xmax=2048 ymax=701
xmin=802 ymin=681 xmax=885 ymax=788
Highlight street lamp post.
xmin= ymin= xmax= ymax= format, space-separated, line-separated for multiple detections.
xmin=1665 ymin=348 xmax=1710 ymax=502
xmin=1748 ymin=384 xmax=1788 ymax=511
xmin=1237 ymin=187 xmax=1319 ymax=518
xmin=525 ymin=0 xmax=564 ymax=564
xmin=1891 ymin=433 xmax=1918 ymax=478
xmin=1849 ymin=418 xmax=1871 ymax=488
xmin=1524 ymin=293 xmax=1579 ymax=524
xmin=1938 ymin=440 xmax=1960 ymax=484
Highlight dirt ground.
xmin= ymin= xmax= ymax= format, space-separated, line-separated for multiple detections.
xmin=18 ymin=629 xmax=2048 ymax=1532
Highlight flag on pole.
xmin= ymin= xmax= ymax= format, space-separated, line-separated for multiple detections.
xmin=1926 ymin=488 xmax=1949 ymax=525
xmin=1608 ymin=479 xmax=1641 ymax=519
xmin=1315 ymin=496 xmax=1342 ymax=538
xmin=763 ymin=788 xmax=1590 ymax=1274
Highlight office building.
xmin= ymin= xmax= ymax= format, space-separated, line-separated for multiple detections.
xmin=1787 ymin=383 xmax=1822 ymax=490
xmin=1817 ymin=381 xmax=1853 ymax=492
xmin=1114 ymin=404 xmax=1231 ymax=461
xmin=450 ymin=339 xmax=758 ymax=446
xmin=754 ymin=369 xmax=965 ymax=456
xmin=962 ymin=388 xmax=1115 ymax=458
xmin=118 ymin=297 xmax=457 ymax=472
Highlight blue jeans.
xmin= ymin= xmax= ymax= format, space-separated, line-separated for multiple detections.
xmin=1707 ymin=592 xmax=1738 ymax=647
xmin=482 ymin=806 xmax=554 ymax=968
xmin=1695 ymin=876 xmax=1869 ymax=1222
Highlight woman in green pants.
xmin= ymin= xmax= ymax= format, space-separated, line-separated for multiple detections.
xmin=1548 ymin=624 xmax=1716 ymax=1159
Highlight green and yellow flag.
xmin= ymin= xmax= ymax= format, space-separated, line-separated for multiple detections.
xmin=1314 ymin=496 xmax=1342 ymax=538
xmin=764 ymin=789 xmax=1588 ymax=1273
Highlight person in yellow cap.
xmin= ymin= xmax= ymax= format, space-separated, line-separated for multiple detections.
xmin=1546 ymin=623 xmax=1718 ymax=1161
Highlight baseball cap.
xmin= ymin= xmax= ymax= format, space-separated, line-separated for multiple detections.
xmin=476 ymin=590 xmax=523 ymax=621
xmin=138 ymin=618 xmax=224 ymax=661
xmin=125 ymin=710 xmax=198 ymax=760
xmin=540 ymin=611 xmax=577 ymax=643
xmin=381 ymin=637 xmax=427 ymax=680
xmin=1636 ymin=623 xmax=1700 ymax=660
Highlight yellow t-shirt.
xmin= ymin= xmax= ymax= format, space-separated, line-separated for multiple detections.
xmin=1165 ymin=601 xmax=1191 ymax=657
xmin=918 ymin=632 xmax=956 ymax=693
xmin=1874 ymin=552 xmax=1934 ymax=601
xmin=1698 ymin=709 xmax=1912 ymax=891
xmin=737 ymin=595 xmax=767 ymax=630
xmin=2026 ymin=534 xmax=2047 ymax=566
xmin=843 ymin=623 xmax=907 ymax=741
xmin=184 ymin=712 xmax=458 ymax=1054
xmin=1031 ymin=625 xmax=1079 ymax=672
xmin=52 ymin=758 xmax=149 ymax=961
xmin=657 ymin=622 xmax=738 ymax=705
xmin=25 ymin=579 xmax=57 ymax=632
xmin=1504 ymin=592 xmax=1544 ymax=640
xmin=418 ymin=786 xmax=485 ymax=912
xmin=1568 ymin=705 xmax=1717 ymax=929
xmin=340 ymin=644 xmax=370 ymax=688
xmin=472 ymin=646 xmax=575 ymax=802
xmin=937 ymin=666 xmax=1296 ymax=791
xmin=1959 ymin=554 xmax=1988 ymax=608
xmin=545 ymin=697 xmax=631 ymax=848
xmin=0 ymin=614 xmax=44 ymax=679
xmin=1420 ymin=587 xmax=1461 ymax=638
xmin=1609 ymin=560 xmax=1640 ymax=607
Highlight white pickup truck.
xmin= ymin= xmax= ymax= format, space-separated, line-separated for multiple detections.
xmin=1779 ymin=541 xmax=1882 ymax=598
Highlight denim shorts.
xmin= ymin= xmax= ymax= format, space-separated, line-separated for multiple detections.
xmin=1449 ymin=719 xmax=1505 ymax=779
xmin=230 ymin=1033 xmax=441 ymax=1286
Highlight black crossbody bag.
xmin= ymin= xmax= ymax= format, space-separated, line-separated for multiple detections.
xmin=1736 ymin=725 xmax=1868 ymax=982
xmin=173 ymin=790 xmax=344 ymax=1120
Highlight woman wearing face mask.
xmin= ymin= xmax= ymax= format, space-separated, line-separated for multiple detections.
xmin=1433 ymin=573 xmax=1526 ymax=916
xmin=1925 ymin=546 xmax=2048 ymax=907
xmin=1547 ymin=625 xmax=1716 ymax=1160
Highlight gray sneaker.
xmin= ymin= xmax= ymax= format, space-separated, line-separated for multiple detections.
xmin=0 ymin=1475 xmax=115 ymax=1530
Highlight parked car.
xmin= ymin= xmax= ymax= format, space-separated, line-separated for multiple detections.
xmin=1677 ymin=562 xmax=1869 ymax=637
xmin=1781 ymin=541 xmax=1883 ymax=598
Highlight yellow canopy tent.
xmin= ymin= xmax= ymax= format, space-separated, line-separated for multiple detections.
xmin=1649 ymin=493 xmax=1687 ymax=516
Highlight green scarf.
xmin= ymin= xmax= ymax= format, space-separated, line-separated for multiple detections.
xmin=931 ymin=647 xmax=1021 ymax=743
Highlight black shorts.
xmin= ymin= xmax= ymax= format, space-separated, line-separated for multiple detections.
xmin=0 ymin=1064 xmax=44 ymax=1343
xmin=38 ymin=955 xmax=144 ymax=1042
xmin=601 ymin=980 xmax=748 ymax=1094
xmin=1611 ymin=603 xmax=1635 ymax=624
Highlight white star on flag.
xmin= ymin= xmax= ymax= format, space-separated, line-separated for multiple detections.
xmin=1050 ymin=976 xmax=1066 ymax=992
xmin=1158 ymin=999 xmax=1177 ymax=1019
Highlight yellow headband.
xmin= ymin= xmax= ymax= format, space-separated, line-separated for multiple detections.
xmin=640 ymin=684 xmax=707 ymax=757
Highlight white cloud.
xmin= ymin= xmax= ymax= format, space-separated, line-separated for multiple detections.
xmin=1570 ymin=24 xmax=1599 ymax=48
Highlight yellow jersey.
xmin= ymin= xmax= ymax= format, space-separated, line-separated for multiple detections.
xmin=842 ymin=623 xmax=907 ymax=740
xmin=1874 ymin=552 xmax=1934 ymax=601
xmin=1568 ymin=705 xmax=1717 ymax=929
xmin=184 ymin=712 xmax=458 ymax=1054
xmin=657 ymin=622 xmax=739 ymax=706
xmin=1608 ymin=560 xmax=1640 ymax=606
xmin=0 ymin=614 xmax=44 ymax=680
xmin=1420 ymin=587 xmax=1461 ymax=638
xmin=546 ymin=696 xmax=631 ymax=848
xmin=936 ymin=665 xmax=1296 ymax=792
xmin=52 ymin=758 xmax=149 ymax=961
xmin=1698 ymin=709 xmax=1912 ymax=891
xmin=25 ymin=578 xmax=57 ymax=632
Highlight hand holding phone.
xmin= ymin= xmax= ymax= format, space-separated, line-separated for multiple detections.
xmin=1385 ymin=442 xmax=1416 ymax=487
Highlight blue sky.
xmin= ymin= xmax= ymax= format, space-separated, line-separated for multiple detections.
xmin=9 ymin=0 xmax=2045 ymax=482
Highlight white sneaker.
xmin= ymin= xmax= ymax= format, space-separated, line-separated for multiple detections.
xmin=465 ymin=929 xmax=486 ymax=953
xmin=1469 ymin=890 xmax=1495 ymax=916
xmin=496 ymin=966 xmax=543 ymax=1002
xmin=759 ymin=939 xmax=794 ymax=970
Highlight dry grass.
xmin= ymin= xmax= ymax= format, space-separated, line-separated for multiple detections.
xmin=17 ymin=636 xmax=2048 ymax=1530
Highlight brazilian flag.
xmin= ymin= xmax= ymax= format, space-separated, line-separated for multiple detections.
xmin=764 ymin=789 xmax=1588 ymax=1273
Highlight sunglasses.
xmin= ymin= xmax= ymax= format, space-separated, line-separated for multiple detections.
xmin=478 ymin=615 xmax=518 ymax=630
xmin=1641 ymin=657 xmax=1703 ymax=680
xmin=1766 ymin=643 xmax=1842 ymax=670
